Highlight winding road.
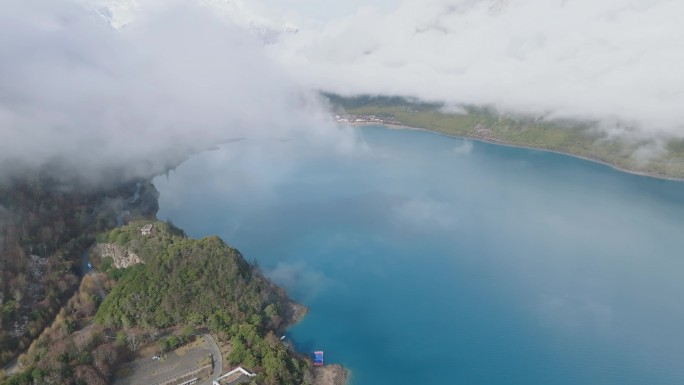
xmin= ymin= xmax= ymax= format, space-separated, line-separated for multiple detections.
xmin=198 ymin=333 xmax=223 ymax=385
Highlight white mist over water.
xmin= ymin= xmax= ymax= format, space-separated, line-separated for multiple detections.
xmin=272 ymin=0 xmax=684 ymax=138
xmin=0 ymin=0 xmax=347 ymax=184
xmin=155 ymin=125 xmax=684 ymax=385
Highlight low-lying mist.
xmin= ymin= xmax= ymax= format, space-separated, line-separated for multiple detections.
xmin=0 ymin=0 xmax=346 ymax=187
xmin=272 ymin=0 xmax=684 ymax=139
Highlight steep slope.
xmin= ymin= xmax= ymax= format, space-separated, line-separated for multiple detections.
xmin=0 ymin=177 xmax=158 ymax=367
xmin=94 ymin=221 xmax=310 ymax=385
xmin=95 ymin=221 xmax=298 ymax=332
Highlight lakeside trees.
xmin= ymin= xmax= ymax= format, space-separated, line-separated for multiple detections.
xmin=95 ymin=222 xmax=288 ymax=332
xmin=94 ymin=221 xmax=311 ymax=385
xmin=2 ymin=216 xmax=312 ymax=385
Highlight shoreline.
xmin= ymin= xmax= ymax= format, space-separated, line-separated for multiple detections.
xmin=346 ymin=121 xmax=684 ymax=183
xmin=282 ymin=301 xmax=351 ymax=385
xmin=314 ymin=364 xmax=349 ymax=385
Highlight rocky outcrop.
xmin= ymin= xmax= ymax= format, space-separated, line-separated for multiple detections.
xmin=313 ymin=364 xmax=349 ymax=385
xmin=284 ymin=300 xmax=309 ymax=326
xmin=91 ymin=243 xmax=142 ymax=268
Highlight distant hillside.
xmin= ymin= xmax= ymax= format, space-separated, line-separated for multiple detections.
xmin=326 ymin=94 xmax=684 ymax=180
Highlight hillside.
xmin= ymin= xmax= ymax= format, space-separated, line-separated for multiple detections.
xmin=0 ymin=176 xmax=158 ymax=368
xmin=2 ymin=220 xmax=313 ymax=385
xmin=95 ymin=221 xmax=300 ymax=332
xmin=326 ymin=94 xmax=684 ymax=180
xmin=94 ymin=221 xmax=311 ymax=385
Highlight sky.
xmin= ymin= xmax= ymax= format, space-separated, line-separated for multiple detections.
xmin=1 ymin=0 xmax=683 ymax=184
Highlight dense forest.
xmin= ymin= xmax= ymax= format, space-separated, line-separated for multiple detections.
xmin=0 ymin=273 xmax=119 ymax=385
xmin=0 ymin=176 xmax=158 ymax=368
xmin=0 ymin=170 xmax=314 ymax=385
xmin=2 ymin=220 xmax=312 ymax=385
xmin=94 ymin=221 xmax=311 ymax=385
xmin=95 ymin=222 xmax=291 ymax=330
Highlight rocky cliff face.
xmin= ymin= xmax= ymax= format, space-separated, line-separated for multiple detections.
xmin=91 ymin=243 xmax=142 ymax=268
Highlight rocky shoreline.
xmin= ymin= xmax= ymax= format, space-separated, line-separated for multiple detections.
xmin=281 ymin=299 xmax=350 ymax=385
xmin=314 ymin=364 xmax=349 ymax=385
xmin=284 ymin=300 xmax=309 ymax=326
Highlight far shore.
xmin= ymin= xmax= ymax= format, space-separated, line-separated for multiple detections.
xmin=344 ymin=121 xmax=684 ymax=183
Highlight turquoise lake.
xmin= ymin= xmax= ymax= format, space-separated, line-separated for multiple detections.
xmin=154 ymin=125 xmax=684 ymax=385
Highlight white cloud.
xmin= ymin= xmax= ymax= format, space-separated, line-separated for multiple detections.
xmin=83 ymin=0 xmax=301 ymax=40
xmin=267 ymin=261 xmax=333 ymax=301
xmin=0 ymin=0 xmax=347 ymax=185
xmin=271 ymin=0 xmax=684 ymax=138
xmin=5 ymin=0 xmax=680 ymax=185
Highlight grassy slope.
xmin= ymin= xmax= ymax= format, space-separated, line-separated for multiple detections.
xmin=327 ymin=94 xmax=684 ymax=180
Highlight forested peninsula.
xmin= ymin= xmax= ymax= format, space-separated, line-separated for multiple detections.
xmin=1 ymin=175 xmax=343 ymax=385
xmin=327 ymin=94 xmax=684 ymax=180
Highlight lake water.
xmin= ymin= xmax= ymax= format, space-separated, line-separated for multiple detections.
xmin=154 ymin=125 xmax=684 ymax=385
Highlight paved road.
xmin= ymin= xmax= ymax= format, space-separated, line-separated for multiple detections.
xmin=116 ymin=348 xmax=209 ymax=385
xmin=114 ymin=333 xmax=222 ymax=385
xmin=198 ymin=333 xmax=223 ymax=385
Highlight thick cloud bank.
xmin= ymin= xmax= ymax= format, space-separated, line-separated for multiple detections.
xmin=273 ymin=0 xmax=684 ymax=137
xmin=0 ymin=0 xmax=341 ymax=184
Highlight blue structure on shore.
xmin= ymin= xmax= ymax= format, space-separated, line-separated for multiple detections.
xmin=314 ymin=351 xmax=324 ymax=366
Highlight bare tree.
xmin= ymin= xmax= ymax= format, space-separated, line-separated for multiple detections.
xmin=127 ymin=332 xmax=141 ymax=351
xmin=75 ymin=365 xmax=107 ymax=385
xmin=93 ymin=343 xmax=118 ymax=376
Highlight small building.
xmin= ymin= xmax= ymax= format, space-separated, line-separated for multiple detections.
xmin=213 ymin=367 xmax=256 ymax=385
xmin=313 ymin=351 xmax=324 ymax=366
xmin=140 ymin=224 xmax=154 ymax=236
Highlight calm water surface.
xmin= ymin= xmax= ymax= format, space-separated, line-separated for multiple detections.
xmin=154 ymin=126 xmax=684 ymax=385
